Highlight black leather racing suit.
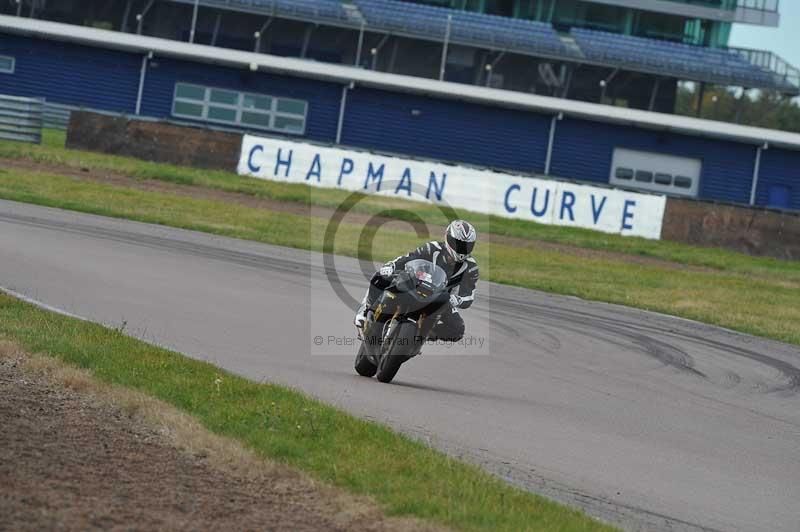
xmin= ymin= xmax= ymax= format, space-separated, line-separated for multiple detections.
xmin=364 ymin=240 xmax=479 ymax=341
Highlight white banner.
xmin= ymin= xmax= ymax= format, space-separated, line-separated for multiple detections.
xmin=238 ymin=135 xmax=666 ymax=239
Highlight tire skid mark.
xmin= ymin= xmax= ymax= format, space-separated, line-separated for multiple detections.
xmin=0 ymin=211 xmax=373 ymax=287
xmin=490 ymin=296 xmax=706 ymax=378
xmin=494 ymin=294 xmax=800 ymax=394
xmin=483 ymin=313 xmax=523 ymax=340
xmin=565 ymin=305 xmax=800 ymax=394
xmin=0 ymin=212 xmax=310 ymax=276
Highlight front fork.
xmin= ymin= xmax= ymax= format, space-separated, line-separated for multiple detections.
xmin=362 ymin=292 xmax=443 ymax=362
xmin=361 ymin=301 xmax=398 ymax=364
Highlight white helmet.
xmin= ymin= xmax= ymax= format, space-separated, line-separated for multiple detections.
xmin=445 ymin=220 xmax=476 ymax=261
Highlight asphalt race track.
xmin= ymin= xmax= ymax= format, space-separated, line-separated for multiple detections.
xmin=1 ymin=199 xmax=798 ymax=532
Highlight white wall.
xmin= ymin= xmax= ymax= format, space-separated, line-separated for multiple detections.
xmin=238 ymin=135 xmax=667 ymax=239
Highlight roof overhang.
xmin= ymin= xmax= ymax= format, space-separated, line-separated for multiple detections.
xmin=2 ymin=15 xmax=800 ymax=151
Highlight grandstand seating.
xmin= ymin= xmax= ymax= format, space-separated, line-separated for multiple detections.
xmin=353 ymin=0 xmax=792 ymax=90
xmin=204 ymin=0 xmax=350 ymax=23
xmin=167 ymin=0 xmax=797 ymax=93
xmin=355 ymin=0 xmax=569 ymax=57
xmin=571 ymin=28 xmax=780 ymax=89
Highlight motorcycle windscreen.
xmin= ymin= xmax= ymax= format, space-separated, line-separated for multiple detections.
xmin=404 ymin=259 xmax=447 ymax=291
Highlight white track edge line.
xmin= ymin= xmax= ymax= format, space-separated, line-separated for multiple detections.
xmin=0 ymin=285 xmax=90 ymax=322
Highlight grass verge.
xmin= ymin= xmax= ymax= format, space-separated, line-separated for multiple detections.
xmin=2 ymin=130 xmax=798 ymax=279
xmin=0 ymin=165 xmax=798 ymax=345
xmin=0 ymin=292 xmax=614 ymax=532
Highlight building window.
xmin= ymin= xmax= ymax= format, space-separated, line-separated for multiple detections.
xmin=172 ymin=83 xmax=307 ymax=135
xmin=654 ymin=173 xmax=673 ymax=186
xmin=615 ymin=167 xmax=634 ymax=180
xmin=0 ymin=55 xmax=14 ymax=74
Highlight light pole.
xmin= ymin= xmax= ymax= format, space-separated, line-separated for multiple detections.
xmin=254 ymin=19 xmax=273 ymax=53
xmin=355 ymin=20 xmax=365 ymax=67
xmin=15 ymin=0 xmax=22 ymax=17
xmin=438 ymin=14 xmax=452 ymax=81
xmin=484 ymin=64 xmax=493 ymax=87
xmin=598 ymin=68 xmax=618 ymax=105
xmin=135 ymin=0 xmax=156 ymax=35
xmin=189 ymin=0 xmax=200 ymax=43
xmin=370 ymin=47 xmax=377 ymax=70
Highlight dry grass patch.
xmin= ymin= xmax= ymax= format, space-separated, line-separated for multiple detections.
xmin=0 ymin=339 xmax=444 ymax=532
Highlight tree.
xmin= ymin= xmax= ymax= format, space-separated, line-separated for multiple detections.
xmin=676 ymin=84 xmax=800 ymax=133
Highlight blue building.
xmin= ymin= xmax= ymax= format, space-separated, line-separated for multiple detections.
xmin=0 ymin=14 xmax=798 ymax=210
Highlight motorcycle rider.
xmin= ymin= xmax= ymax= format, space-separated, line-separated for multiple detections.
xmin=354 ymin=220 xmax=478 ymax=342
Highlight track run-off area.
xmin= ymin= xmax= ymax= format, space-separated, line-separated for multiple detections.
xmin=1 ymin=199 xmax=798 ymax=532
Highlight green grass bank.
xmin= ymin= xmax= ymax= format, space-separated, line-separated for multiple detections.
xmin=0 ymin=292 xmax=615 ymax=532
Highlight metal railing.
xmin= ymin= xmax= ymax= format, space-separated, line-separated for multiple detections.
xmin=732 ymin=47 xmax=800 ymax=92
xmin=581 ymin=0 xmax=778 ymax=25
xmin=682 ymin=0 xmax=778 ymax=10
xmin=734 ymin=0 xmax=780 ymax=25
xmin=736 ymin=0 xmax=778 ymax=13
xmin=42 ymin=101 xmax=76 ymax=130
xmin=0 ymin=94 xmax=43 ymax=144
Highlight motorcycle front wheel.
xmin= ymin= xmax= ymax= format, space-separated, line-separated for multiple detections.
xmin=376 ymin=321 xmax=417 ymax=383
xmin=354 ymin=342 xmax=377 ymax=377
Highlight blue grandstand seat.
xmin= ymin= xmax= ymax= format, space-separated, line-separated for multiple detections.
xmin=216 ymin=0 xmax=349 ymax=22
xmin=355 ymin=0 xmax=571 ymax=57
xmin=571 ymin=28 xmax=781 ymax=89
xmin=190 ymin=0 xmax=795 ymax=92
